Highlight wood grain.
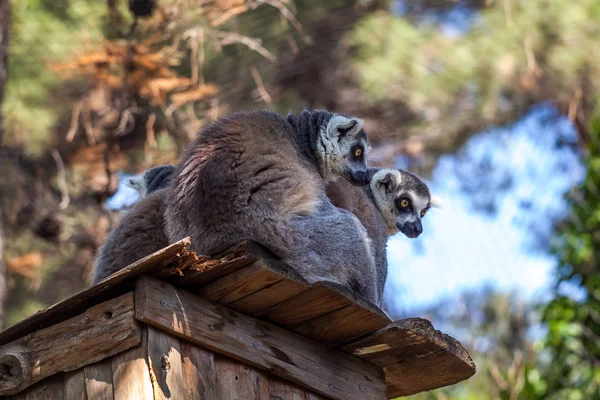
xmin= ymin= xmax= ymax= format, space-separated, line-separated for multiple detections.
xmin=198 ymin=260 xmax=286 ymax=304
xmin=135 ymin=276 xmax=386 ymax=400
xmin=342 ymin=318 xmax=476 ymax=397
xmin=147 ymin=325 xmax=185 ymax=400
xmin=63 ymin=369 xmax=86 ymax=400
xmin=24 ymin=374 xmax=64 ymax=400
xmin=294 ymin=303 xmax=391 ymax=346
xmin=179 ymin=340 xmax=219 ymax=400
xmin=0 ymin=293 xmax=140 ymax=396
xmin=111 ymin=344 xmax=153 ymax=400
xmin=84 ymin=360 xmax=114 ymax=400
xmin=264 ymin=283 xmax=352 ymax=328
xmin=227 ymin=279 xmax=309 ymax=317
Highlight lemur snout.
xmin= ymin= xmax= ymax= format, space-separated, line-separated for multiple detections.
xmin=398 ymin=220 xmax=423 ymax=238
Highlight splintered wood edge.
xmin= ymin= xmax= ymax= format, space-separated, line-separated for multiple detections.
xmin=134 ymin=275 xmax=387 ymax=400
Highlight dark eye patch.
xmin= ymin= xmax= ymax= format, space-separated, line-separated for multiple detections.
xmin=396 ymin=197 xmax=411 ymax=210
xmin=351 ymin=144 xmax=364 ymax=160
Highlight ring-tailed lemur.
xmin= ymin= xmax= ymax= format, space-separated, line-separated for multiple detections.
xmin=127 ymin=165 xmax=176 ymax=198
xmin=326 ymin=168 xmax=442 ymax=306
xmin=165 ymin=109 xmax=380 ymax=303
xmin=92 ymin=165 xmax=177 ymax=284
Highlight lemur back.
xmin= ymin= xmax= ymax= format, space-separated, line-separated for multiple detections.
xmin=93 ymin=189 xmax=168 ymax=283
xmin=165 ymin=109 xmax=380 ymax=303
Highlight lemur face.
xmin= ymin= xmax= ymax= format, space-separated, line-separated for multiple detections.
xmin=370 ymin=168 xmax=443 ymax=238
xmin=317 ymin=115 xmax=370 ymax=186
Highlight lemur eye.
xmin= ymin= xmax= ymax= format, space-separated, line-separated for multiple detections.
xmin=421 ymin=208 xmax=428 ymax=217
xmin=354 ymin=147 xmax=363 ymax=157
xmin=400 ymin=199 xmax=409 ymax=208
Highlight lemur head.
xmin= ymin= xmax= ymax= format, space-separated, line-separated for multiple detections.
xmin=126 ymin=164 xmax=176 ymax=198
xmin=370 ymin=168 xmax=443 ymax=238
xmin=316 ymin=114 xmax=370 ymax=185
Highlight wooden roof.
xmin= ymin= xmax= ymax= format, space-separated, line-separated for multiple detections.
xmin=0 ymin=238 xmax=476 ymax=398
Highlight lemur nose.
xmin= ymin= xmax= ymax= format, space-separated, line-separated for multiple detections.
xmin=412 ymin=221 xmax=423 ymax=237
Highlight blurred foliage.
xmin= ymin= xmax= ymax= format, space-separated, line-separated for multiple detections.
xmin=4 ymin=0 xmax=107 ymax=153
xmin=409 ymin=287 xmax=536 ymax=400
xmin=347 ymin=0 xmax=600 ymax=152
xmin=522 ymin=116 xmax=600 ymax=399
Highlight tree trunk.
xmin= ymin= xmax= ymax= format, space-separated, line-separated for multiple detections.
xmin=0 ymin=0 xmax=11 ymax=329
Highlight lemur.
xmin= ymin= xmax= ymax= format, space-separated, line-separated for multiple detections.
xmin=164 ymin=109 xmax=381 ymax=303
xmin=127 ymin=165 xmax=176 ymax=197
xmin=326 ymin=168 xmax=442 ymax=305
xmin=91 ymin=165 xmax=176 ymax=284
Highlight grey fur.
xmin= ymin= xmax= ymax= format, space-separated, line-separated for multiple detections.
xmin=165 ymin=109 xmax=379 ymax=303
xmin=326 ymin=168 xmax=437 ymax=306
xmin=92 ymin=189 xmax=169 ymax=283
xmin=127 ymin=165 xmax=176 ymax=197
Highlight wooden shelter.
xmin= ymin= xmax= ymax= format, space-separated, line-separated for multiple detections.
xmin=0 ymin=238 xmax=475 ymax=399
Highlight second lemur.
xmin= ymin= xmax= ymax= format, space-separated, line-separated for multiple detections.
xmin=326 ymin=168 xmax=442 ymax=306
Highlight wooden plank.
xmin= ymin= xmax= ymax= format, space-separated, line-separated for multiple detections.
xmin=0 ymin=293 xmax=140 ymax=396
xmin=0 ymin=238 xmax=192 ymax=347
xmin=197 ymin=260 xmax=286 ymax=304
xmin=264 ymin=283 xmax=353 ymax=329
xmin=342 ymin=318 xmax=476 ymax=398
xmin=171 ymin=241 xmax=258 ymax=287
xmin=147 ymin=325 xmax=185 ymax=400
xmin=294 ymin=303 xmax=391 ymax=346
xmin=63 ymin=369 xmax=86 ymax=400
xmin=111 ymin=344 xmax=153 ymax=400
xmin=214 ymin=355 xmax=269 ymax=400
xmin=135 ymin=276 xmax=386 ymax=400
xmin=24 ymin=374 xmax=65 ymax=400
xmin=84 ymin=359 xmax=114 ymax=400
xmin=179 ymin=340 xmax=219 ymax=400
xmin=268 ymin=376 xmax=317 ymax=400
xmin=227 ymin=279 xmax=309 ymax=317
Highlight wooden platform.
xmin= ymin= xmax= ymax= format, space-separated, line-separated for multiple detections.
xmin=0 ymin=238 xmax=476 ymax=399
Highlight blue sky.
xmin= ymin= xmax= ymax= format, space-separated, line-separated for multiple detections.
xmin=384 ymin=105 xmax=586 ymax=316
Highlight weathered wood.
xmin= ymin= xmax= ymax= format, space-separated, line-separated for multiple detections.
xmin=294 ymin=303 xmax=391 ymax=346
xmin=0 ymin=293 xmax=139 ymax=396
xmin=24 ymin=374 xmax=64 ymax=400
xmin=0 ymin=238 xmax=192 ymax=347
xmin=228 ymin=279 xmax=309 ymax=317
xmin=264 ymin=283 xmax=353 ymax=328
xmin=135 ymin=276 xmax=386 ymax=400
xmin=84 ymin=359 xmax=114 ymax=400
xmin=342 ymin=318 xmax=476 ymax=397
xmin=171 ymin=241 xmax=258 ymax=287
xmin=179 ymin=340 xmax=219 ymax=400
xmin=214 ymin=355 xmax=270 ymax=400
xmin=147 ymin=325 xmax=185 ymax=400
xmin=64 ymin=369 xmax=86 ymax=400
xmin=198 ymin=260 xmax=286 ymax=304
xmin=111 ymin=344 xmax=153 ymax=400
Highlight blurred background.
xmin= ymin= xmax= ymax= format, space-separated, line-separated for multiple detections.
xmin=0 ymin=0 xmax=598 ymax=398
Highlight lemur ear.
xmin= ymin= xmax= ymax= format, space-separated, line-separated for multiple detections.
xmin=126 ymin=177 xmax=142 ymax=191
xmin=376 ymin=172 xmax=398 ymax=194
xmin=327 ymin=115 xmax=365 ymax=138
xmin=430 ymin=195 xmax=444 ymax=208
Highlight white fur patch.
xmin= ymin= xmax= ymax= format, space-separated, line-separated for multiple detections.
xmin=430 ymin=195 xmax=444 ymax=208
xmin=409 ymin=190 xmax=429 ymax=215
xmin=325 ymin=114 xmax=365 ymax=137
